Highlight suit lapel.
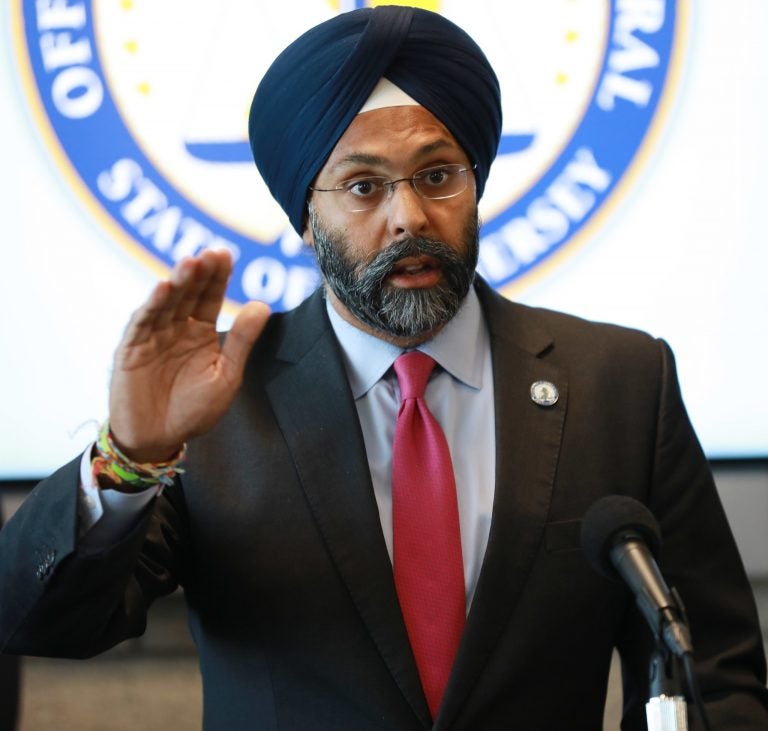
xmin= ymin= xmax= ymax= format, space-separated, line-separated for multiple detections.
xmin=437 ymin=282 xmax=569 ymax=728
xmin=261 ymin=283 xmax=567 ymax=729
xmin=263 ymin=292 xmax=431 ymax=727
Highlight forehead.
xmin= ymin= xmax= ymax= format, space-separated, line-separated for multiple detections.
xmin=320 ymin=106 xmax=469 ymax=178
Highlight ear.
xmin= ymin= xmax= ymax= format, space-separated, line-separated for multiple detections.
xmin=302 ymin=204 xmax=315 ymax=248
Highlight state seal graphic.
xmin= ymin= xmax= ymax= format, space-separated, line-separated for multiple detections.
xmin=13 ymin=0 xmax=685 ymax=310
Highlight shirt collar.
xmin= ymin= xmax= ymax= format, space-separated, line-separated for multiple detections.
xmin=326 ymin=284 xmax=488 ymax=399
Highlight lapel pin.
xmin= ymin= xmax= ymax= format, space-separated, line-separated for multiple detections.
xmin=530 ymin=380 xmax=559 ymax=407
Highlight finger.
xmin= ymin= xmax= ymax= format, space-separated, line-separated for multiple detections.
xmin=221 ymin=301 xmax=271 ymax=379
xmin=118 ymin=251 xmax=230 ymax=349
xmin=188 ymin=250 xmax=234 ymax=324
xmin=174 ymin=250 xmax=232 ymax=323
xmin=156 ymin=257 xmax=206 ymax=330
xmin=158 ymin=256 xmax=212 ymax=325
xmin=120 ymin=280 xmax=177 ymax=347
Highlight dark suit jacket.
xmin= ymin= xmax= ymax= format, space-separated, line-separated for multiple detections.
xmin=1 ymin=279 xmax=767 ymax=729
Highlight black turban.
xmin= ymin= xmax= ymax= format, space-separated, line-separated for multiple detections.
xmin=248 ymin=6 xmax=502 ymax=234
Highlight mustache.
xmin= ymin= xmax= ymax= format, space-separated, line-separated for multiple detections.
xmin=358 ymin=237 xmax=462 ymax=284
xmin=308 ymin=204 xmax=480 ymax=339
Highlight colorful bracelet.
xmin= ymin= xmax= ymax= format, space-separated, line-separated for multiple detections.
xmin=91 ymin=421 xmax=186 ymax=492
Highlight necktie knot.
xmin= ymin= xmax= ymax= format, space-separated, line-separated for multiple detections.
xmin=394 ymin=351 xmax=436 ymax=401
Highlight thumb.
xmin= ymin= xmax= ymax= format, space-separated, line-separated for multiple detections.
xmin=221 ymin=301 xmax=271 ymax=376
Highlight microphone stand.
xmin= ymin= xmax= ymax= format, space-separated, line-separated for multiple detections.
xmin=645 ymin=645 xmax=688 ymax=731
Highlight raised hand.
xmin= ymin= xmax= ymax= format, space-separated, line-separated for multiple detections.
xmin=108 ymin=249 xmax=270 ymax=463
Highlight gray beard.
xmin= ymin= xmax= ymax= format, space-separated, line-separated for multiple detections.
xmin=309 ymin=209 xmax=480 ymax=340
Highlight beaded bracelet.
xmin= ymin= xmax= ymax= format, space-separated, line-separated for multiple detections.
xmin=91 ymin=421 xmax=186 ymax=492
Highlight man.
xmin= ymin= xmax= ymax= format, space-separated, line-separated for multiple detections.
xmin=0 ymin=6 xmax=766 ymax=729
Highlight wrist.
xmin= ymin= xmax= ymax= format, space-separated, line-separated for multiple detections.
xmin=92 ymin=422 xmax=186 ymax=492
xmin=112 ymin=439 xmax=185 ymax=465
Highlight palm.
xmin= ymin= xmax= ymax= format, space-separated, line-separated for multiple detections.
xmin=108 ymin=251 xmax=269 ymax=462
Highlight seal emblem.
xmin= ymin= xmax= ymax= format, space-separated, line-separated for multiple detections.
xmin=530 ymin=381 xmax=559 ymax=408
xmin=13 ymin=0 xmax=683 ymax=310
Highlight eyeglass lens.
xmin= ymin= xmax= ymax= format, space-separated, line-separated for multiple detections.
xmin=321 ymin=164 xmax=472 ymax=212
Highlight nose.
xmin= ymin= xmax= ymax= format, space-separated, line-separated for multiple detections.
xmin=384 ymin=179 xmax=430 ymax=239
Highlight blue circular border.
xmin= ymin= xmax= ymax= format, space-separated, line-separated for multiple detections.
xmin=19 ymin=0 xmax=677 ymax=308
xmin=481 ymin=3 xmax=677 ymax=286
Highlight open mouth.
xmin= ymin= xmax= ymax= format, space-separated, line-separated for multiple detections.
xmin=390 ymin=255 xmax=441 ymax=276
xmin=386 ymin=255 xmax=443 ymax=287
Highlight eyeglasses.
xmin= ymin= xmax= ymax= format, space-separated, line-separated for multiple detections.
xmin=309 ymin=163 xmax=476 ymax=212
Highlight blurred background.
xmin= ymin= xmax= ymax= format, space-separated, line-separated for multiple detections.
xmin=1 ymin=1 xmax=766 ymax=728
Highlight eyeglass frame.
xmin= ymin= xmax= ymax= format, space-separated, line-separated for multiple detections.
xmin=308 ymin=163 xmax=477 ymax=212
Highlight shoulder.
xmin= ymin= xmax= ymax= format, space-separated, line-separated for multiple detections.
xmin=475 ymin=275 xmax=661 ymax=345
xmin=473 ymin=276 xmax=670 ymax=382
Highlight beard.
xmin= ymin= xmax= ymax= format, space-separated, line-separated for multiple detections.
xmin=308 ymin=208 xmax=480 ymax=340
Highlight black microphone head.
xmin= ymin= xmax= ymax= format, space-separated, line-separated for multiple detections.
xmin=580 ymin=495 xmax=662 ymax=579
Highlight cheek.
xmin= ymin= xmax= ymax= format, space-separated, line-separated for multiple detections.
xmin=432 ymin=205 xmax=474 ymax=245
xmin=342 ymin=220 xmax=388 ymax=260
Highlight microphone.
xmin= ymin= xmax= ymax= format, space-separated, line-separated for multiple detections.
xmin=580 ymin=495 xmax=693 ymax=658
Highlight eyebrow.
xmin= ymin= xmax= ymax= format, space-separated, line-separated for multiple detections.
xmin=330 ymin=139 xmax=458 ymax=174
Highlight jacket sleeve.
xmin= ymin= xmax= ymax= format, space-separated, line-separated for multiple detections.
xmin=616 ymin=339 xmax=768 ymax=729
xmin=0 ymin=455 xmax=188 ymax=659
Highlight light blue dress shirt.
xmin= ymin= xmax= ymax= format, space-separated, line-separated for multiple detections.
xmin=326 ymin=287 xmax=496 ymax=611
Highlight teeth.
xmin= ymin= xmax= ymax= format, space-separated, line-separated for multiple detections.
xmin=402 ymin=262 xmax=435 ymax=274
xmin=391 ymin=258 xmax=437 ymax=276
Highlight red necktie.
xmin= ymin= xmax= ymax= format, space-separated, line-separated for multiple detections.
xmin=392 ymin=351 xmax=465 ymax=719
